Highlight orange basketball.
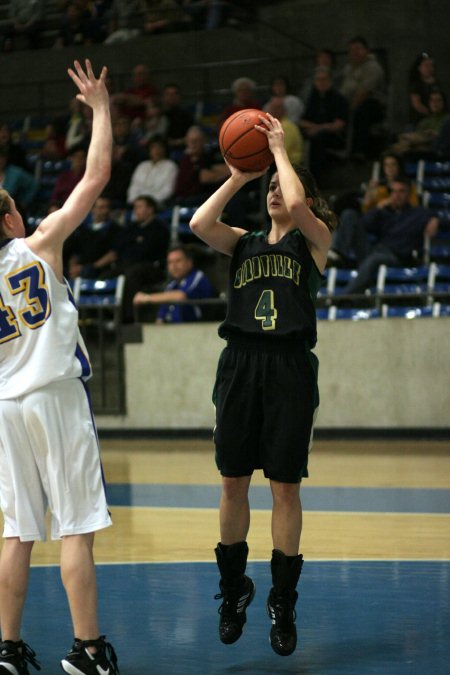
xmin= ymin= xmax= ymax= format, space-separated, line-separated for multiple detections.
xmin=219 ymin=108 xmax=273 ymax=172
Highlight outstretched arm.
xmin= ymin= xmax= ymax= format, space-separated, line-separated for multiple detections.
xmin=28 ymin=60 xmax=112 ymax=271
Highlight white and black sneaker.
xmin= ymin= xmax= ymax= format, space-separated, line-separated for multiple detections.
xmin=0 ymin=640 xmax=40 ymax=674
xmin=60 ymin=636 xmax=120 ymax=675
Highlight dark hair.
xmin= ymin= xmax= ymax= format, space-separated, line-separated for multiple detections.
xmin=315 ymin=48 xmax=336 ymax=67
xmin=148 ymin=135 xmax=169 ymax=155
xmin=168 ymin=244 xmax=194 ymax=261
xmin=408 ymin=52 xmax=434 ymax=83
xmin=134 ymin=195 xmax=157 ymax=211
xmin=348 ymin=36 xmax=368 ymax=48
xmin=295 ymin=166 xmax=338 ymax=232
xmin=270 ymin=75 xmax=292 ymax=94
xmin=389 ymin=176 xmax=411 ymax=189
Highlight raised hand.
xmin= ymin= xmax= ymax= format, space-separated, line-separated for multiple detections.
xmin=67 ymin=59 xmax=109 ymax=110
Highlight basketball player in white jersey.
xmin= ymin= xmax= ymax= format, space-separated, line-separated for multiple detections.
xmin=0 ymin=61 xmax=120 ymax=675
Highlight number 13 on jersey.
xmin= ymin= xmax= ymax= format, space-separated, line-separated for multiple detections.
xmin=255 ymin=289 xmax=278 ymax=331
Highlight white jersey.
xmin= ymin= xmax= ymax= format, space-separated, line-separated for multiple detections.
xmin=0 ymin=238 xmax=91 ymax=399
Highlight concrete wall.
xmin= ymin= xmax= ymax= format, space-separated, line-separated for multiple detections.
xmin=95 ymin=318 xmax=450 ymax=432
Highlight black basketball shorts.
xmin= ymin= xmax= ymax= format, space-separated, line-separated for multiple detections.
xmin=212 ymin=339 xmax=319 ymax=483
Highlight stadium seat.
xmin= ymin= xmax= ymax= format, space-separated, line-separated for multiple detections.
xmin=376 ymin=265 xmax=431 ymax=306
xmin=328 ymin=306 xmax=380 ymax=321
xmin=381 ymin=305 xmax=435 ymax=318
xmin=73 ymin=276 xmax=125 ymax=308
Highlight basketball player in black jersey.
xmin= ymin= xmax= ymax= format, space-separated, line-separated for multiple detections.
xmin=190 ymin=113 xmax=337 ymax=656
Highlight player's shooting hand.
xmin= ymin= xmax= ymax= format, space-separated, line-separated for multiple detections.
xmin=224 ymin=158 xmax=267 ymax=184
xmin=68 ymin=59 xmax=109 ymax=111
xmin=255 ymin=113 xmax=285 ymax=153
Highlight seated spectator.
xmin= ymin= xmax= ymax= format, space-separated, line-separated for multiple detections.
xmin=104 ymin=0 xmax=148 ymax=43
xmin=331 ymin=178 xmax=438 ymax=294
xmin=299 ymin=48 xmax=338 ymax=101
xmin=127 ymin=136 xmax=178 ymax=207
xmin=433 ymin=116 xmax=450 ymax=158
xmin=360 ymin=152 xmax=419 ymax=213
xmin=65 ymin=98 xmax=93 ymax=152
xmin=263 ymin=75 xmax=304 ymax=124
xmin=299 ymin=66 xmax=348 ymax=184
xmin=390 ymin=89 xmax=450 ymax=157
xmin=143 ymin=1 xmax=191 ymax=35
xmin=181 ymin=0 xmax=230 ymax=30
xmin=112 ymin=195 xmax=171 ymax=322
xmin=161 ymin=83 xmax=195 ymax=152
xmin=54 ymin=2 xmax=94 ymax=48
xmin=332 ymin=150 xmax=419 ymax=222
xmin=111 ymin=64 xmax=159 ymax=122
xmin=0 ymin=149 xmax=38 ymax=217
xmin=265 ymin=96 xmax=303 ymax=166
xmin=132 ymin=98 xmax=169 ymax=149
xmin=407 ymin=52 xmax=441 ymax=128
xmin=64 ymin=196 xmax=122 ymax=279
xmin=1 ymin=0 xmax=43 ymax=51
xmin=0 ymin=123 xmax=27 ymax=170
xmin=50 ymin=144 xmax=86 ymax=204
xmin=218 ymin=76 xmax=261 ymax=126
xmin=133 ymin=244 xmax=218 ymax=323
xmin=101 ymin=142 xmax=136 ymax=208
xmin=339 ymin=35 xmax=386 ymax=158
xmin=172 ymin=125 xmax=229 ymax=207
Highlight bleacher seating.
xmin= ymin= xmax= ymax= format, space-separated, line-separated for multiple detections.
xmin=376 ymin=265 xmax=431 ymax=307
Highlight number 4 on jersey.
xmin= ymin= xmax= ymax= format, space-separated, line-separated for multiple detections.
xmin=255 ymin=289 xmax=277 ymax=330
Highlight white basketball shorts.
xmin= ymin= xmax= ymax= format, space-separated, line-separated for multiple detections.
xmin=0 ymin=378 xmax=112 ymax=541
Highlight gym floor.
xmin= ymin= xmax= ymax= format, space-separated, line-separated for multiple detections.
xmin=2 ymin=438 xmax=449 ymax=675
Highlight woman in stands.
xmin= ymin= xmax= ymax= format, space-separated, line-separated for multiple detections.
xmin=190 ymin=113 xmax=336 ymax=657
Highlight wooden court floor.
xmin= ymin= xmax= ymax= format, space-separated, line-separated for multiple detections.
xmin=1 ymin=438 xmax=449 ymax=674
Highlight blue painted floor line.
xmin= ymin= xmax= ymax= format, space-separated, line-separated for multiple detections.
xmin=106 ymin=483 xmax=450 ymax=514
xmin=23 ymin=561 xmax=450 ymax=675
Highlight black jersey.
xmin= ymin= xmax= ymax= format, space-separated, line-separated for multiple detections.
xmin=218 ymin=229 xmax=323 ymax=346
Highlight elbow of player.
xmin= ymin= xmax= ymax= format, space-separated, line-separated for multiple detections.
xmin=189 ymin=215 xmax=201 ymax=234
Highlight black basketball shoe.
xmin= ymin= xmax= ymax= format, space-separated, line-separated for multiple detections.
xmin=0 ymin=640 xmax=40 ymax=674
xmin=215 ymin=574 xmax=256 ymax=644
xmin=60 ymin=636 xmax=120 ymax=675
xmin=267 ymin=587 xmax=299 ymax=656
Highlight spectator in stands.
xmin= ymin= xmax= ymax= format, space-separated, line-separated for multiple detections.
xmin=265 ymin=96 xmax=303 ymax=166
xmin=299 ymin=47 xmax=338 ymax=102
xmin=101 ymin=142 xmax=136 ymax=208
xmin=172 ymin=125 xmax=229 ymax=207
xmin=0 ymin=149 xmax=38 ymax=217
xmin=390 ymin=89 xmax=450 ymax=157
xmin=339 ymin=35 xmax=386 ymax=158
xmin=112 ymin=195 xmax=170 ymax=321
xmin=407 ymin=52 xmax=441 ymax=127
xmin=299 ymin=66 xmax=348 ymax=184
xmin=111 ymin=63 xmax=159 ymax=122
xmin=65 ymin=98 xmax=93 ymax=152
xmin=332 ymin=178 xmax=438 ymax=294
xmin=143 ymin=0 xmax=191 ymax=35
xmin=132 ymin=98 xmax=169 ymax=149
xmin=0 ymin=123 xmax=27 ymax=170
xmin=161 ymin=83 xmax=195 ymax=152
xmin=263 ymin=75 xmax=304 ymax=124
xmin=133 ymin=244 xmax=217 ymax=323
xmin=360 ymin=151 xmax=419 ymax=213
xmin=433 ymin=116 xmax=450 ymax=158
xmin=127 ymin=136 xmax=178 ymax=207
xmin=64 ymin=196 xmax=121 ymax=279
xmin=54 ymin=2 xmax=94 ymax=48
xmin=181 ymin=0 xmax=229 ymax=30
xmin=104 ymin=0 xmax=148 ymax=43
xmin=218 ymin=76 xmax=261 ymax=126
xmin=50 ymin=144 xmax=86 ymax=204
xmin=1 ymin=0 xmax=43 ymax=51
